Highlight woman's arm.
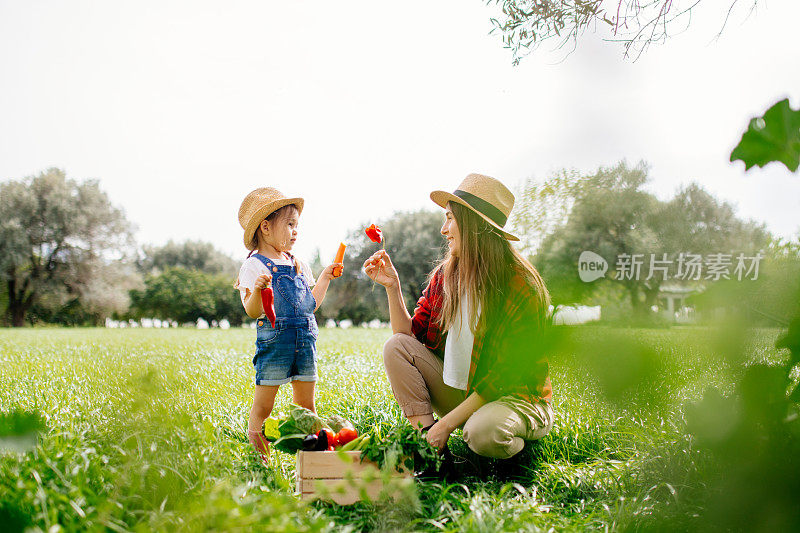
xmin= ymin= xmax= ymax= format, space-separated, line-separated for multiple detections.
xmin=385 ymin=281 xmax=412 ymax=335
xmin=364 ymin=250 xmax=412 ymax=335
xmin=425 ymin=392 xmax=486 ymax=451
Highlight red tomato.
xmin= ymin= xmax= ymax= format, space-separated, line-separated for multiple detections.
xmin=327 ymin=445 xmax=335 ymax=452
xmin=337 ymin=427 xmax=358 ymax=446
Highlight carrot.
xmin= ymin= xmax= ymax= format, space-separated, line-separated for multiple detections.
xmin=334 ymin=242 xmax=346 ymax=263
xmin=332 ymin=242 xmax=346 ymax=278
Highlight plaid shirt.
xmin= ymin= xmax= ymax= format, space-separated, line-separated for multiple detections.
xmin=410 ymin=267 xmax=552 ymax=404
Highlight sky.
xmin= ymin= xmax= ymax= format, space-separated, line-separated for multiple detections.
xmin=1 ymin=0 xmax=798 ymax=264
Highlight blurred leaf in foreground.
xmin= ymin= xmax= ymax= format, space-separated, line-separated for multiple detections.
xmin=0 ymin=409 xmax=45 ymax=453
xmin=730 ymin=98 xmax=800 ymax=172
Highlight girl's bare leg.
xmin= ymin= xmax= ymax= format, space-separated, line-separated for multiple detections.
xmin=248 ymin=384 xmax=280 ymax=433
xmin=291 ymin=380 xmax=316 ymax=413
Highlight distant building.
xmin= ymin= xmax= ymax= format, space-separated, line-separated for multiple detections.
xmin=656 ymin=283 xmax=703 ymax=323
xmin=552 ymin=305 xmax=602 ymax=325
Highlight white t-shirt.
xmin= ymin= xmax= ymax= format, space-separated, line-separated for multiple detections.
xmin=235 ymin=255 xmax=316 ymax=313
xmin=443 ymin=298 xmax=479 ymax=391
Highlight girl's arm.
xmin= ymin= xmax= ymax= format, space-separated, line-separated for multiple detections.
xmin=425 ymin=392 xmax=486 ymax=451
xmin=364 ymin=250 xmax=412 ymax=335
xmin=242 ymin=274 xmax=271 ymax=319
xmin=311 ymin=263 xmax=339 ymax=312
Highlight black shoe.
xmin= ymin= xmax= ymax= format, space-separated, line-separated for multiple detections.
xmin=491 ymin=441 xmax=538 ymax=481
xmin=414 ymin=445 xmax=455 ymax=480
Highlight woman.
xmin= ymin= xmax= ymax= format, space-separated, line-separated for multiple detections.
xmin=364 ymin=173 xmax=554 ymax=459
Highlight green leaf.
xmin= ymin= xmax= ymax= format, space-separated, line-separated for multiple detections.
xmin=0 ymin=409 xmax=46 ymax=437
xmin=261 ymin=417 xmax=281 ymax=442
xmin=0 ymin=409 xmax=45 ymax=454
xmin=272 ymin=433 xmax=309 ymax=454
xmin=776 ymin=317 xmax=800 ymax=365
xmin=730 ymin=98 xmax=800 ymax=172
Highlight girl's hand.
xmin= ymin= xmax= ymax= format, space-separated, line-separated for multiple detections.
xmin=363 ymin=250 xmax=399 ymax=289
xmin=320 ymin=263 xmax=342 ymax=282
xmin=425 ymin=420 xmax=452 ymax=452
xmin=254 ymin=273 xmax=272 ymax=291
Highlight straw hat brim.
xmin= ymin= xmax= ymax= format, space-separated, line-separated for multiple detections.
xmin=242 ymin=197 xmax=304 ymax=250
xmin=430 ymin=191 xmax=519 ymax=241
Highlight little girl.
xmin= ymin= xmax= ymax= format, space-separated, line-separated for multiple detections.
xmin=235 ymin=187 xmax=341 ymax=455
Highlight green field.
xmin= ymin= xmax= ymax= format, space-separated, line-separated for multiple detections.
xmin=0 ymin=326 xmax=786 ymax=532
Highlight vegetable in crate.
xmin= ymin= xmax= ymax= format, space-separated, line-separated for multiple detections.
xmin=336 ymin=427 xmax=358 ymax=446
xmin=314 ymin=429 xmax=331 ymax=451
xmin=360 ymin=423 xmax=442 ymax=474
xmin=325 ymin=414 xmax=354 ymax=433
xmin=266 ymin=404 xmax=327 ymax=454
xmin=301 ymin=434 xmax=319 ymax=451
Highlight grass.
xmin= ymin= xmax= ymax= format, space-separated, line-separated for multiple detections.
xmin=0 ymin=325 xmax=787 ymax=532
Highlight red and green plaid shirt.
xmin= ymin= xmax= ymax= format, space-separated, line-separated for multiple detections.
xmin=410 ymin=267 xmax=552 ymax=404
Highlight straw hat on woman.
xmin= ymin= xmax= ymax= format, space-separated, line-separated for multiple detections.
xmin=364 ymin=173 xmax=554 ymax=465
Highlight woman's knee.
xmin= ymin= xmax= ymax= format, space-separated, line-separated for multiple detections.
xmin=463 ymin=410 xmax=524 ymax=459
xmin=382 ymin=333 xmax=410 ymax=369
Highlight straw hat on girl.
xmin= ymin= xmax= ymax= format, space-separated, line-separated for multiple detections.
xmin=238 ymin=187 xmax=304 ymax=250
xmin=430 ymin=173 xmax=519 ymax=241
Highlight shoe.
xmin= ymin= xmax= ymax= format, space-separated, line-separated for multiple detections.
xmin=414 ymin=445 xmax=456 ymax=481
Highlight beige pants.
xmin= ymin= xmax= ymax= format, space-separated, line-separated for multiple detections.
xmin=383 ymin=333 xmax=554 ymax=459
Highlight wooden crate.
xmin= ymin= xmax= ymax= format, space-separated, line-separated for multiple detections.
xmin=296 ymin=450 xmax=410 ymax=505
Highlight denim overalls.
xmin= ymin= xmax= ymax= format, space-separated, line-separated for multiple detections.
xmin=252 ymin=253 xmax=319 ymax=386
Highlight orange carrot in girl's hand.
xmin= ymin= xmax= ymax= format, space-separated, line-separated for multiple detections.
xmin=332 ymin=242 xmax=346 ymax=278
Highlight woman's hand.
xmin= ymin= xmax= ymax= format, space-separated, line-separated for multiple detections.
xmin=425 ymin=420 xmax=453 ymax=453
xmin=363 ymin=250 xmax=399 ymax=289
xmin=254 ymin=273 xmax=272 ymax=291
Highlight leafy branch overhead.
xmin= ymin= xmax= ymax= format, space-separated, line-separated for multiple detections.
xmin=730 ymin=98 xmax=800 ymax=173
xmin=487 ymin=0 xmax=758 ymax=62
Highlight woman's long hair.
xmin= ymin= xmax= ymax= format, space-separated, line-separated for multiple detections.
xmin=432 ymin=202 xmax=550 ymax=333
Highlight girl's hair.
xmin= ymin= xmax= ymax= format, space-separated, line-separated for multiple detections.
xmin=248 ymin=204 xmax=300 ymax=252
xmin=432 ymin=202 xmax=550 ymax=333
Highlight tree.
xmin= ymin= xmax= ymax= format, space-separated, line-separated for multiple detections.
xmin=535 ymin=161 xmax=656 ymax=310
xmin=129 ymin=267 xmax=245 ymax=325
xmin=139 ymin=240 xmax=238 ymax=277
xmin=27 ymin=259 xmax=142 ymax=326
xmin=0 ymin=169 xmax=135 ymax=326
xmin=509 ymin=168 xmax=582 ymax=256
xmin=487 ymin=0 xmax=758 ymax=63
xmin=132 ymin=240 xmax=245 ymax=325
xmin=317 ymin=210 xmax=447 ymax=323
xmin=532 ymin=161 xmax=770 ymax=313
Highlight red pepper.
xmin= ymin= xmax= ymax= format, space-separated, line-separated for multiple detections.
xmin=260 ymin=287 xmax=276 ymax=328
xmin=365 ymin=224 xmax=383 ymax=243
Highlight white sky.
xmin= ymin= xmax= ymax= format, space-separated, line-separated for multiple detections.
xmin=1 ymin=1 xmax=798 ymax=263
